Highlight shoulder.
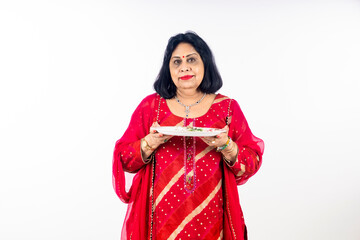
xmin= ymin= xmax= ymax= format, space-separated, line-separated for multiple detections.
xmin=214 ymin=93 xmax=243 ymax=116
xmin=142 ymin=93 xmax=159 ymax=102
xmin=213 ymin=95 xmax=247 ymax=127
xmin=213 ymin=93 xmax=240 ymax=107
xmin=132 ymin=93 xmax=160 ymax=116
xmin=138 ymin=93 xmax=160 ymax=107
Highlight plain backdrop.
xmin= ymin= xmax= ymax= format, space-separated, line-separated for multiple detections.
xmin=1 ymin=0 xmax=359 ymax=239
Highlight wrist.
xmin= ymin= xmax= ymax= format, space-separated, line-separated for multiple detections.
xmin=216 ymin=137 xmax=232 ymax=152
xmin=141 ymin=137 xmax=155 ymax=151
xmin=221 ymin=141 xmax=238 ymax=165
xmin=222 ymin=140 xmax=236 ymax=154
xmin=223 ymin=155 xmax=236 ymax=167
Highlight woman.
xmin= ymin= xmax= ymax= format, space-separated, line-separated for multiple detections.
xmin=113 ymin=32 xmax=264 ymax=240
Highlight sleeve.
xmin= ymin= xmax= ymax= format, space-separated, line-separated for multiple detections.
xmin=225 ymin=99 xmax=265 ymax=185
xmin=113 ymin=95 xmax=157 ymax=173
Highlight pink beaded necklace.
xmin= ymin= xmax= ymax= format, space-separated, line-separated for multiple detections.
xmin=183 ymin=118 xmax=197 ymax=193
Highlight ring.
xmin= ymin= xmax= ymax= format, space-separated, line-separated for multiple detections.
xmin=211 ymin=140 xmax=216 ymax=144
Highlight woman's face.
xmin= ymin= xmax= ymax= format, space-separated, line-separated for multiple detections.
xmin=169 ymin=42 xmax=205 ymax=93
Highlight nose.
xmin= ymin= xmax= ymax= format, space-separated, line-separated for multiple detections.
xmin=180 ymin=62 xmax=191 ymax=72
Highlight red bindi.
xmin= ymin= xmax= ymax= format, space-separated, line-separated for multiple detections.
xmin=182 ymin=56 xmax=185 ymax=58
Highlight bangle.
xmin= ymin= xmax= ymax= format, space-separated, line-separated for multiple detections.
xmin=216 ymin=137 xmax=232 ymax=152
xmin=141 ymin=138 xmax=155 ymax=151
xmin=222 ymin=143 xmax=239 ymax=167
xmin=223 ymin=155 xmax=236 ymax=167
xmin=142 ymin=152 xmax=154 ymax=164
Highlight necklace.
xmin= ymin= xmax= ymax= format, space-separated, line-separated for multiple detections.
xmin=175 ymin=93 xmax=207 ymax=118
xmin=175 ymin=93 xmax=205 ymax=194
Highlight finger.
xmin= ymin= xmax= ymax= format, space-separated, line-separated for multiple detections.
xmin=154 ymin=133 xmax=170 ymax=139
xmin=160 ymin=135 xmax=173 ymax=140
xmin=202 ymin=136 xmax=212 ymax=141
xmin=200 ymin=137 xmax=210 ymax=144
xmin=151 ymin=129 xmax=158 ymax=134
xmin=153 ymin=132 xmax=164 ymax=138
xmin=217 ymin=133 xmax=227 ymax=139
xmin=150 ymin=123 xmax=158 ymax=133
xmin=156 ymin=135 xmax=172 ymax=144
xmin=163 ymin=136 xmax=172 ymax=143
xmin=219 ymin=134 xmax=228 ymax=142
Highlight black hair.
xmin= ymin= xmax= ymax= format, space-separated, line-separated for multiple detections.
xmin=154 ymin=31 xmax=223 ymax=99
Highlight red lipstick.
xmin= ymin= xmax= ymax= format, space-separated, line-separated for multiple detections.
xmin=180 ymin=75 xmax=193 ymax=80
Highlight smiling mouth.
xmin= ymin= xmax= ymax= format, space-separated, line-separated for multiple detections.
xmin=180 ymin=75 xmax=193 ymax=80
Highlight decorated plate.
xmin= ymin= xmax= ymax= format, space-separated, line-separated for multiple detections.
xmin=150 ymin=126 xmax=226 ymax=137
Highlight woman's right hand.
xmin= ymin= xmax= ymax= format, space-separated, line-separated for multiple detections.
xmin=141 ymin=122 xmax=172 ymax=159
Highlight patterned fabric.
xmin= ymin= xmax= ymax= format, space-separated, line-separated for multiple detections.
xmin=112 ymin=93 xmax=264 ymax=240
xmin=153 ymin=96 xmax=227 ymax=239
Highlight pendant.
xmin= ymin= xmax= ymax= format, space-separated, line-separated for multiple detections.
xmin=185 ymin=174 xmax=194 ymax=191
xmin=183 ymin=118 xmax=196 ymax=193
xmin=185 ymin=106 xmax=190 ymax=118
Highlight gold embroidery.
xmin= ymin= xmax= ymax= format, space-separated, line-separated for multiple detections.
xmin=167 ymin=179 xmax=222 ymax=240
xmin=155 ymin=146 xmax=214 ymax=205
xmin=224 ymin=179 xmax=236 ymax=239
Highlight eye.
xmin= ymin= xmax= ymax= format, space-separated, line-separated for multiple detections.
xmin=187 ymin=57 xmax=196 ymax=63
xmin=173 ymin=59 xmax=181 ymax=65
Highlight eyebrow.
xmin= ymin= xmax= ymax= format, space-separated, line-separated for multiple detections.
xmin=171 ymin=53 xmax=198 ymax=59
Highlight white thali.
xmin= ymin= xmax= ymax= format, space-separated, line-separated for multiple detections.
xmin=150 ymin=126 xmax=226 ymax=137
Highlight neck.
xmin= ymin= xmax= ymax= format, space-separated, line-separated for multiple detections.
xmin=176 ymin=89 xmax=204 ymax=105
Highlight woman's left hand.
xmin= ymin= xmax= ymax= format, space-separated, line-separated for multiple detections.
xmin=200 ymin=125 xmax=229 ymax=147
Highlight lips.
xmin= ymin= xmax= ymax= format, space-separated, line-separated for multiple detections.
xmin=180 ymin=75 xmax=193 ymax=80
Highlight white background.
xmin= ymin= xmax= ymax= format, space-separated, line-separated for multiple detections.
xmin=1 ymin=0 xmax=359 ymax=239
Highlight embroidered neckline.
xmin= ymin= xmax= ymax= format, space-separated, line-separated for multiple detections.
xmin=163 ymin=93 xmax=224 ymax=119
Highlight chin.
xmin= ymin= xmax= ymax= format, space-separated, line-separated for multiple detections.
xmin=178 ymin=84 xmax=198 ymax=90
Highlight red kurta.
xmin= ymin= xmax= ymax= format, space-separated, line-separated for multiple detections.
xmin=113 ymin=93 xmax=264 ymax=240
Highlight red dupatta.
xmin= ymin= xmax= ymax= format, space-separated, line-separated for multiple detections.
xmin=112 ymin=95 xmax=158 ymax=240
xmin=112 ymin=157 xmax=153 ymax=239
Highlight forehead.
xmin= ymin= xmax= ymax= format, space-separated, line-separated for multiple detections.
xmin=171 ymin=42 xmax=198 ymax=57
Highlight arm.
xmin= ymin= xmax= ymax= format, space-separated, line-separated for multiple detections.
xmin=224 ymin=100 xmax=264 ymax=185
xmin=113 ymin=95 xmax=156 ymax=173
